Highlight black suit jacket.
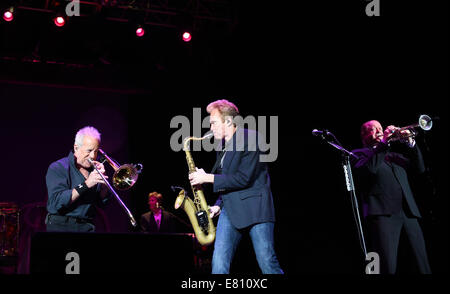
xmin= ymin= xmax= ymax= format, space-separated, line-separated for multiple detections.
xmin=352 ymin=143 xmax=425 ymax=217
xmin=212 ymin=128 xmax=276 ymax=229
xmin=140 ymin=210 xmax=180 ymax=233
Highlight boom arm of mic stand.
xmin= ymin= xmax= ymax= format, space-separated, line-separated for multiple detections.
xmin=326 ymin=141 xmax=360 ymax=160
xmin=89 ymin=159 xmax=137 ymax=227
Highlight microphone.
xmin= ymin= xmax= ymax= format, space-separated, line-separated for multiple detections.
xmin=171 ymin=185 xmax=190 ymax=198
xmin=171 ymin=185 xmax=185 ymax=192
xmin=312 ymin=129 xmax=330 ymax=136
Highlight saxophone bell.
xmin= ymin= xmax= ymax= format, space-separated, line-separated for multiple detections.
xmin=174 ymin=188 xmax=186 ymax=210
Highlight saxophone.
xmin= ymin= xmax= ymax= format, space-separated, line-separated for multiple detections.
xmin=174 ymin=132 xmax=216 ymax=246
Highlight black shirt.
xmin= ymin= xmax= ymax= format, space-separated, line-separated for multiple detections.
xmin=45 ymin=151 xmax=109 ymax=219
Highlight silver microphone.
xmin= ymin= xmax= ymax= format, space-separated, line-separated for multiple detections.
xmin=312 ymin=129 xmax=330 ymax=136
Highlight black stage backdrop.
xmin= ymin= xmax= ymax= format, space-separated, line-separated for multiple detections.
xmin=0 ymin=0 xmax=448 ymax=279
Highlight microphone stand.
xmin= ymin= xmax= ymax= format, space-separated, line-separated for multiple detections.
xmin=315 ymin=131 xmax=368 ymax=259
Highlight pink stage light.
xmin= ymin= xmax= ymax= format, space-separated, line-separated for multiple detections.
xmin=54 ymin=16 xmax=65 ymax=27
xmin=3 ymin=11 xmax=14 ymax=22
xmin=136 ymin=27 xmax=145 ymax=37
xmin=182 ymin=31 xmax=192 ymax=42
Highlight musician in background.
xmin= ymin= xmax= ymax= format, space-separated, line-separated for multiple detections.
xmin=352 ymin=120 xmax=432 ymax=274
xmin=189 ymin=99 xmax=283 ymax=274
xmin=141 ymin=192 xmax=192 ymax=233
xmin=45 ymin=126 xmax=109 ymax=232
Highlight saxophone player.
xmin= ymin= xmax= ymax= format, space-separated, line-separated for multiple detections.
xmin=189 ymin=99 xmax=284 ymax=274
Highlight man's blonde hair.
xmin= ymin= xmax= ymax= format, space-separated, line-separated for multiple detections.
xmin=148 ymin=191 xmax=163 ymax=203
xmin=206 ymin=99 xmax=239 ymax=122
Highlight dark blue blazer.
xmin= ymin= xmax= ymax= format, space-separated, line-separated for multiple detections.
xmin=211 ymin=128 xmax=276 ymax=229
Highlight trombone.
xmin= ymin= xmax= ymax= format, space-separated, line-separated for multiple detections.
xmin=88 ymin=149 xmax=143 ymax=227
xmin=98 ymin=149 xmax=143 ymax=190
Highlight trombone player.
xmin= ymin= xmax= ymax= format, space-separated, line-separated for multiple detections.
xmin=45 ymin=126 xmax=109 ymax=232
xmin=351 ymin=119 xmax=432 ymax=274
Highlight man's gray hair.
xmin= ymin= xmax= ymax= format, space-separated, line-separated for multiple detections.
xmin=74 ymin=126 xmax=101 ymax=147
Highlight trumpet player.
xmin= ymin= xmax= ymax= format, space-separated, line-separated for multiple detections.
xmin=45 ymin=126 xmax=109 ymax=232
xmin=351 ymin=120 xmax=432 ymax=274
xmin=188 ymin=99 xmax=283 ymax=274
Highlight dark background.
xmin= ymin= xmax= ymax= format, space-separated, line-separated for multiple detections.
xmin=0 ymin=0 xmax=448 ymax=277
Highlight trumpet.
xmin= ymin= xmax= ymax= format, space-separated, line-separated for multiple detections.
xmin=385 ymin=114 xmax=433 ymax=143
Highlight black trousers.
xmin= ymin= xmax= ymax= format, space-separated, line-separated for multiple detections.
xmin=366 ymin=209 xmax=431 ymax=274
xmin=45 ymin=214 xmax=95 ymax=232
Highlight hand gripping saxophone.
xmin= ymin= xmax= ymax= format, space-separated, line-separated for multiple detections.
xmin=174 ymin=132 xmax=216 ymax=246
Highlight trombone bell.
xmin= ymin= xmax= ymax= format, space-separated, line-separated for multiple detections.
xmin=112 ymin=163 xmax=143 ymax=190
xmin=98 ymin=149 xmax=143 ymax=191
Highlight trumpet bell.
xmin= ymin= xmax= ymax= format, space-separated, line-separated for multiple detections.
xmin=112 ymin=163 xmax=143 ymax=190
xmin=387 ymin=114 xmax=433 ymax=144
xmin=418 ymin=114 xmax=433 ymax=131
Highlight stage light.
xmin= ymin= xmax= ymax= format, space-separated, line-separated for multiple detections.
xmin=54 ymin=16 xmax=66 ymax=27
xmin=3 ymin=9 xmax=14 ymax=22
xmin=182 ymin=31 xmax=192 ymax=42
xmin=136 ymin=27 xmax=145 ymax=37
